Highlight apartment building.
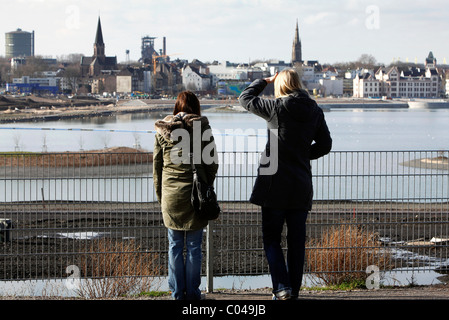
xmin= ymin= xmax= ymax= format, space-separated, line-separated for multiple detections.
xmin=8 ymin=75 xmax=59 ymax=94
xmin=353 ymin=53 xmax=441 ymax=98
xmin=182 ymin=61 xmax=212 ymax=92
xmin=353 ymin=72 xmax=380 ymax=98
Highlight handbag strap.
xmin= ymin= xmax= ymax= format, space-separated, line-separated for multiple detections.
xmin=175 ymin=112 xmax=198 ymax=174
xmin=189 ymin=152 xmax=197 ymax=173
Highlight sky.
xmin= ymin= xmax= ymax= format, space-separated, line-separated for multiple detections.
xmin=1 ymin=0 xmax=449 ymax=66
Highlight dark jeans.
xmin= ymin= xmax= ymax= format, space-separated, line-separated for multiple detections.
xmin=262 ymin=207 xmax=308 ymax=297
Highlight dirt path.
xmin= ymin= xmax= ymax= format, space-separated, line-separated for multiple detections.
xmin=204 ymin=284 xmax=449 ymax=300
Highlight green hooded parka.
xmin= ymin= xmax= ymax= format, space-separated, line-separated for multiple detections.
xmin=153 ymin=113 xmax=219 ymax=231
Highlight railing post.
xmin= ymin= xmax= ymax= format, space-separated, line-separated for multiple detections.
xmin=206 ymin=221 xmax=214 ymax=293
xmin=0 ymin=219 xmax=12 ymax=243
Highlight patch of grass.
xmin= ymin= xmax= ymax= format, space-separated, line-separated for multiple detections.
xmin=0 ymin=151 xmax=42 ymax=157
xmin=0 ymin=147 xmax=152 ymax=167
xmin=137 ymin=291 xmax=171 ymax=298
xmin=305 ymin=279 xmax=367 ymax=291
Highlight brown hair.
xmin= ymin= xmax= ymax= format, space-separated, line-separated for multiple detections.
xmin=173 ymin=91 xmax=201 ymax=116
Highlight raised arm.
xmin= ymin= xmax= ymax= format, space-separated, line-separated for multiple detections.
xmin=238 ymin=74 xmax=278 ymax=121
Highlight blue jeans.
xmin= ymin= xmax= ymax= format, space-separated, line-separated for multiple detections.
xmin=262 ymin=207 xmax=308 ymax=297
xmin=167 ymin=228 xmax=203 ymax=300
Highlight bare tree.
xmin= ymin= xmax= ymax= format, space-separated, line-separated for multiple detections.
xmin=0 ymin=56 xmax=12 ymax=84
xmin=12 ymin=55 xmax=54 ymax=78
xmin=356 ymin=54 xmax=378 ymax=69
xmin=61 ymin=65 xmax=81 ymax=94
xmin=57 ymin=53 xmax=84 ymax=64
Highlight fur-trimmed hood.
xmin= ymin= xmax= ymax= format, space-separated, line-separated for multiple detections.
xmin=154 ymin=112 xmax=210 ymax=141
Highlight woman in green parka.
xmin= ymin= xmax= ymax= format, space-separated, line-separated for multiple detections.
xmin=153 ymin=91 xmax=218 ymax=300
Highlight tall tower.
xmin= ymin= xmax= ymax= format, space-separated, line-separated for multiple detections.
xmin=425 ymin=51 xmax=437 ymax=69
xmin=5 ymin=28 xmax=34 ymax=59
xmin=291 ymin=20 xmax=302 ymax=65
xmin=140 ymin=36 xmax=157 ymax=63
xmin=93 ymin=17 xmax=105 ymax=60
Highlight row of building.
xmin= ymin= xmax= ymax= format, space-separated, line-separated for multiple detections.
xmin=353 ymin=52 xmax=442 ymax=99
xmin=168 ymin=51 xmax=448 ymax=99
xmin=7 ymin=53 xmax=446 ymax=99
xmin=4 ymin=18 xmax=449 ymax=99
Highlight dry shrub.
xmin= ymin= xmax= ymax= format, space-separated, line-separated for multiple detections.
xmin=77 ymin=238 xmax=159 ymax=298
xmin=306 ymin=225 xmax=391 ymax=286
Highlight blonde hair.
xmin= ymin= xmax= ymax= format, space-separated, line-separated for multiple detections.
xmin=274 ymin=69 xmax=303 ymax=98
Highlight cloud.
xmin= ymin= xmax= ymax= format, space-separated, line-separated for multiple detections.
xmin=304 ymin=12 xmax=337 ymax=26
xmin=347 ymin=18 xmax=360 ymax=27
xmin=1 ymin=0 xmax=448 ymax=64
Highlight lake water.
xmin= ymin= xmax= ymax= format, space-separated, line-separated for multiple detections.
xmin=0 ymin=107 xmax=448 ymax=203
xmin=1 ymin=107 xmax=448 ymax=152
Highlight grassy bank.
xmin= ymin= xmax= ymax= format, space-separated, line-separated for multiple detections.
xmin=0 ymin=147 xmax=153 ymax=167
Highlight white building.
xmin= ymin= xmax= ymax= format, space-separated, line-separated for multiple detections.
xmin=353 ymin=60 xmax=440 ymax=99
xmin=182 ymin=65 xmax=212 ymax=92
xmin=13 ymin=75 xmax=57 ymax=87
xmin=252 ymin=60 xmax=290 ymax=76
xmin=446 ymin=77 xmax=449 ymax=97
xmin=207 ymin=61 xmax=263 ymax=84
xmin=301 ymin=65 xmax=318 ymax=90
xmin=396 ymin=68 xmax=439 ymax=98
xmin=319 ymin=77 xmax=343 ymax=96
xmin=298 ymin=63 xmax=343 ymax=96
xmin=116 ymin=70 xmax=132 ymax=94
xmin=353 ymin=73 xmax=380 ymax=98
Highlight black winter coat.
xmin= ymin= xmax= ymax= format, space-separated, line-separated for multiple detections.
xmin=239 ymin=79 xmax=332 ymax=211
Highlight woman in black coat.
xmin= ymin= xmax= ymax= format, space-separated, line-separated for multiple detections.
xmin=239 ymin=68 xmax=332 ymax=300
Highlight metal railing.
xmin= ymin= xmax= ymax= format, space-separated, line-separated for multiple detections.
xmin=0 ymin=150 xmax=448 ymax=287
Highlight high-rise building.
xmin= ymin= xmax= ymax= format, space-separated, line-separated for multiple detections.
xmin=291 ymin=20 xmax=302 ymax=65
xmin=5 ymin=28 xmax=34 ymax=59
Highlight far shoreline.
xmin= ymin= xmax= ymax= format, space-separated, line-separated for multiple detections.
xmin=0 ymin=146 xmax=153 ymax=169
xmin=0 ymin=95 xmax=410 ymax=124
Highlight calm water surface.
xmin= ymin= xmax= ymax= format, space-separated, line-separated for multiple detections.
xmin=0 ymin=108 xmax=448 ymax=152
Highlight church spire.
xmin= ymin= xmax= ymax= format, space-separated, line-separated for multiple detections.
xmin=93 ymin=16 xmax=105 ymax=58
xmin=291 ymin=20 xmax=302 ymax=65
xmin=95 ymin=16 xmax=104 ymax=45
xmin=294 ymin=20 xmax=300 ymax=43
